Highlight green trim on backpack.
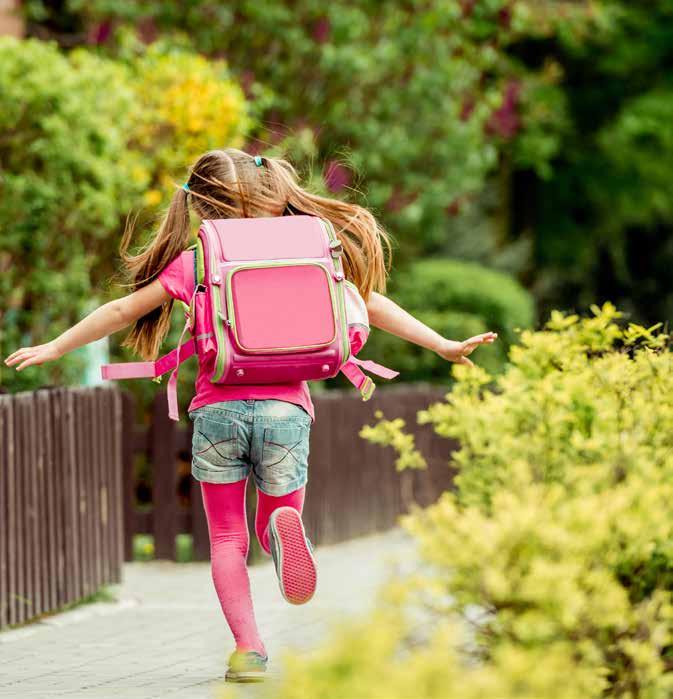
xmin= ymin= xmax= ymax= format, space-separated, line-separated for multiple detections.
xmin=195 ymin=237 xmax=205 ymax=285
xmin=186 ymin=240 xmax=205 ymax=287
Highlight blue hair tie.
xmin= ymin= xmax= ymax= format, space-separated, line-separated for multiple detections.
xmin=253 ymin=155 xmax=263 ymax=167
xmin=182 ymin=182 xmax=190 ymax=192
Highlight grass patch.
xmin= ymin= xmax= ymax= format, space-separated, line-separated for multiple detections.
xmin=133 ymin=533 xmax=195 ymax=562
xmin=3 ymin=585 xmax=118 ymax=632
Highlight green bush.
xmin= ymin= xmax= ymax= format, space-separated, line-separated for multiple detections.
xmin=0 ymin=37 xmax=250 ymax=396
xmin=0 ymin=37 xmax=139 ymax=390
xmin=243 ymin=305 xmax=673 ymax=698
xmin=364 ymin=258 xmax=535 ymax=379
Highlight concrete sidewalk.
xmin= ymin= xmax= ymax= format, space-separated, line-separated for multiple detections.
xmin=0 ymin=529 xmax=417 ymax=698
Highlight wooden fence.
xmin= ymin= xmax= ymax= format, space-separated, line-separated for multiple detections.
xmin=123 ymin=385 xmax=455 ymax=562
xmin=0 ymin=387 xmax=124 ymax=630
xmin=0 ymin=384 xmax=453 ymax=628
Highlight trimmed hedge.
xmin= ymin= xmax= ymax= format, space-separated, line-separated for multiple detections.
xmin=365 ymin=258 xmax=535 ymax=380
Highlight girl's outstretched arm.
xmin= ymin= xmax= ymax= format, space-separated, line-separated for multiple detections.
xmin=4 ymin=279 xmax=170 ymax=372
xmin=366 ymin=291 xmax=497 ymax=367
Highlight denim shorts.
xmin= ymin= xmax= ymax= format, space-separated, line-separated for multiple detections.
xmin=188 ymin=399 xmax=311 ymax=496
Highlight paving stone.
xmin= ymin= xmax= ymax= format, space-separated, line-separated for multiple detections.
xmin=0 ymin=529 xmax=416 ymax=698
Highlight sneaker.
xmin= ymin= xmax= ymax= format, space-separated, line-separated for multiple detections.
xmin=225 ymin=650 xmax=268 ymax=683
xmin=268 ymin=506 xmax=317 ymax=605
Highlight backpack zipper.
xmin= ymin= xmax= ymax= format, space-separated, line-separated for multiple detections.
xmin=320 ymin=218 xmax=350 ymax=364
xmin=202 ymin=221 xmax=228 ymax=382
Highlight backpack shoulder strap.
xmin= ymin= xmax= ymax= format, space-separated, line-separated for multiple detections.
xmin=340 ymin=356 xmax=399 ymax=401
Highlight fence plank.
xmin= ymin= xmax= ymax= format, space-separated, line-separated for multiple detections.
xmin=41 ymin=392 xmax=55 ymax=613
xmin=85 ymin=390 xmax=96 ymax=596
xmin=48 ymin=390 xmax=63 ymax=611
xmin=6 ymin=397 xmax=17 ymax=625
xmin=110 ymin=390 xmax=124 ymax=582
xmin=98 ymin=388 xmax=110 ymax=586
xmin=73 ymin=391 xmax=86 ymax=598
xmin=0 ymin=396 xmax=8 ymax=628
xmin=92 ymin=389 xmax=103 ymax=591
xmin=64 ymin=389 xmax=80 ymax=604
xmin=151 ymin=393 xmax=178 ymax=560
xmin=28 ymin=393 xmax=40 ymax=619
xmin=191 ymin=476 xmax=210 ymax=562
xmin=85 ymin=390 xmax=96 ymax=595
xmin=121 ymin=392 xmax=136 ymax=563
xmin=34 ymin=391 xmax=46 ymax=618
xmin=53 ymin=388 xmax=67 ymax=609
xmin=16 ymin=395 xmax=28 ymax=624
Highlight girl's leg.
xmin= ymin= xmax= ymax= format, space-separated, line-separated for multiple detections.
xmin=255 ymin=486 xmax=316 ymax=605
xmin=254 ymin=486 xmax=306 ymax=554
xmin=200 ymin=479 xmax=266 ymax=656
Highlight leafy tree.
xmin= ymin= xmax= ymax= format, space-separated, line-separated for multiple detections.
xmin=117 ymin=34 xmax=250 ymax=210
xmin=507 ymin=1 xmax=673 ymax=323
xmin=21 ymin=1 xmax=595 ymax=264
xmin=24 ymin=2 xmax=673 ymax=328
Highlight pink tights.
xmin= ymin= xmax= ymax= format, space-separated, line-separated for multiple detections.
xmin=200 ymin=478 xmax=306 ymax=656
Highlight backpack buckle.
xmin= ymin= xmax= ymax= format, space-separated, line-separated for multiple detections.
xmin=329 ymin=239 xmax=343 ymax=257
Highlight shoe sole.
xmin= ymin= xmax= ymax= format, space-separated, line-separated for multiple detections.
xmin=270 ymin=507 xmax=317 ymax=605
xmin=225 ymin=671 xmax=266 ymax=683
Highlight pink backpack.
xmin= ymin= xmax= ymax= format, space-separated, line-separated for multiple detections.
xmin=102 ymin=215 xmax=398 ymax=420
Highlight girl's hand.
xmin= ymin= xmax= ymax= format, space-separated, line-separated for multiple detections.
xmin=4 ymin=341 xmax=63 ymax=371
xmin=436 ymin=332 xmax=498 ymax=367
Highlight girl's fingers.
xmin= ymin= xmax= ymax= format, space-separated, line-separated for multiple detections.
xmin=5 ymin=349 xmax=35 ymax=366
xmin=458 ymin=355 xmax=474 ymax=367
xmin=5 ymin=348 xmax=30 ymax=364
xmin=466 ymin=332 xmax=497 ymax=345
xmin=16 ymin=354 xmax=43 ymax=372
xmin=462 ymin=333 xmax=498 ymax=353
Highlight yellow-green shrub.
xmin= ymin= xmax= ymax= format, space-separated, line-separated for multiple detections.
xmin=237 ymin=305 xmax=673 ymax=698
xmin=124 ymin=40 xmax=250 ymax=208
xmin=236 ymin=611 xmax=602 ymax=699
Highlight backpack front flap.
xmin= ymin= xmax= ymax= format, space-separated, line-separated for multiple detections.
xmin=199 ymin=215 xmax=350 ymax=383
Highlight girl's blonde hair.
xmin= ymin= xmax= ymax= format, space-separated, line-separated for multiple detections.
xmin=121 ymin=148 xmax=392 ymax=359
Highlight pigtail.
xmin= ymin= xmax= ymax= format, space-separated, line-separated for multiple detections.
xmin=120 ymin=186 xmax=192 ymax=359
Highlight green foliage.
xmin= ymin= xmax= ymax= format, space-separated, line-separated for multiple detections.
xmin=222 ymin=610 xmax=603 ymax=699
xmin=510 ymin=1 xmax=673 ymax=324
xmin=21 ymin=1 xmax=673 ymax=328
xmin=24 ymin=1 xmax=592 ymax=264
xmin=359 ymin=410 xmax=427 ymax=472
xmin=117 ymin=35 xmax=250 ymax=209
xmin=0 ymin=37 xmax=139 ymax=390
xmin=365 ymin=258 xmax=535 ymax=380
xmin=0 ymin=37 xmax=250 ymax=394
xmin=256 ymin=305 xmax=673 ymax=697
xmin=598 ymin=89 xmax=673 ymax=230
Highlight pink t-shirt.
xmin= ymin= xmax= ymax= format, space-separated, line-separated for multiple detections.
xmin=158 ymin=251 xmax=315 ymax=420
